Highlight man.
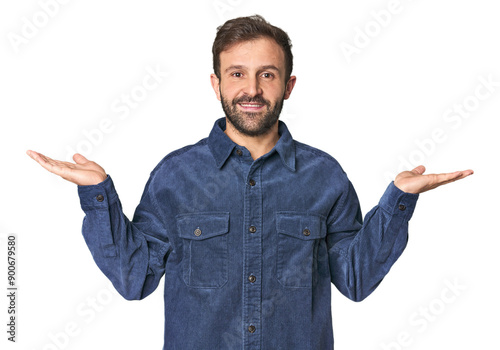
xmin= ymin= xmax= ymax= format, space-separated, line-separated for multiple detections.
xmin=27 ymin=15 xmax=472 ymax=350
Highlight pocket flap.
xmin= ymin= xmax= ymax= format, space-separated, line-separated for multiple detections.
xmin=177 ymin=212 xmax=230 ymax=240
xmin=276 ymin=212 xmax=326 ymax=240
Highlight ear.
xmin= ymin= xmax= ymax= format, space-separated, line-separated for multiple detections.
xmin=284 ymin=75 xmax=297 ymax=100
xmin=210 ymin=74 xmax=221 ymax=101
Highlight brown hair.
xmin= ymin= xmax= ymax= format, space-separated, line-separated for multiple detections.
xmin=212 ymin=14 xmax=293 ymax=82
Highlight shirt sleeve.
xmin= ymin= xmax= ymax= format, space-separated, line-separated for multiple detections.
xmin=77 ymin=174 xmax=171 ymax=300
xmin=326 ymin=180 xmax=419 ymax=302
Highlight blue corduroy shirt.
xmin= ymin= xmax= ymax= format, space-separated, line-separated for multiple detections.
xmin=77 ymin=117 xmax=418 ymax=349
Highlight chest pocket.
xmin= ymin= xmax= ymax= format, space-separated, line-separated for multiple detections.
xmin=276 ymin=212 xmax=326 ymax=288
xmin=177 ymin=212 xmax=230 ymax=288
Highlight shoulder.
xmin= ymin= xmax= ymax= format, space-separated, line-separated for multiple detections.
xmin=292 ymin=140 xmax=352 ymax=198
xmin=148 ymin=138 xmax=210 ymax=179
xmin=292 ymin=140 xmax=351 ymax=188
xmin=294 ymin=140 xmax=345 ymax=173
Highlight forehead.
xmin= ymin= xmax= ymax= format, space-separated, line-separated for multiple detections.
xmin=219 ymin=37 xmax=285 ymax=70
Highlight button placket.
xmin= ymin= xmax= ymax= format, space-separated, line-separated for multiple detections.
xmin=242 ymin=163 xmax=262 ymax=348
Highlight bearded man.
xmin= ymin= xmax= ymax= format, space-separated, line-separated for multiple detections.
xmin=27 ymin=15 xmax=472 ymax=350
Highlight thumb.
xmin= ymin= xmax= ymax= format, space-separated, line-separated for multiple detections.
xmin=411 ymin=165 xmax=426 ymax=175
xmin=73 ymin=153 xmax=89 ymax=164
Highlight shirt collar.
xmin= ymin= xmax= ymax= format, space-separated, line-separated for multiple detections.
xmin=208 ymin=117 xmax=296 ymax=172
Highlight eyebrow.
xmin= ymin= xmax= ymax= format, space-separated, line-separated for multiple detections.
xmin=224 ymin=64 xmax=281 ymax=73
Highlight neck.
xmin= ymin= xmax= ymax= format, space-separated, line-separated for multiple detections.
xmin=224 ymin=118 xmax=280 ymax=160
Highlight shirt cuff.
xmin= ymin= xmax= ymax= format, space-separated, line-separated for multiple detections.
xmin=77 ymin=175 xmax=118 ymax=211
xmin=378 ymin=182 xmax=419 ymax=219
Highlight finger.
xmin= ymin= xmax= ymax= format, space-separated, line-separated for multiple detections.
xmin=431 ymin=170 xmax=473 ymax=189
xmin=27 ymin=150 xmax=73 ymax=176
xmin=73 ymin=153 xmax=89 ymax=165
xmin=434 ymin=171 xmax=462 ymax=184
xmin=29 ymin=151 xmax=73 ymax=167
xmin=27 ymin=150 xmax=50 ymax=166
xmin=34 ymin=154 xmax=62 ymax=174
xmin=26 ymin=150 xmax=38 ymax=160
xmin=450 ymin=170 xmax=474 ymax=181
xmin=411 ymin=165 xmax=426 ymax=175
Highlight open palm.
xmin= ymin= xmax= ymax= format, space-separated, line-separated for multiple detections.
xmin=394 ymin=165 xmax=474 ymax=194
xmin=26 ymin=150 xmax=107 ymax=186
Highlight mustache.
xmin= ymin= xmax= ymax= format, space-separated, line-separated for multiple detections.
xmin=233 ymin=95 xmax=269 ymax=106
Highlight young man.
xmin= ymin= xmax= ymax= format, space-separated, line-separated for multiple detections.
xmin=27 ymin=15 xmax=472 ymax=350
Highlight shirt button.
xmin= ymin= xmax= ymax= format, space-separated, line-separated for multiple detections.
xmin=248 ymin=325 xmax=256 ymax=333
xmin=303 ymin=228 xmax=311 ymax=236
xmin=248 ymin=275 xmax=256 ymax=283
xmin=194 ymin=228 xmax=202 ymax=236
xmin=249 ymin=226 xmax=257 ymax=233
xmin=399 ymin=204 xmax=406 ymax=211
xmin=249 ymin=179 xmax=256 ymax=186
xmin=236 ymin=149 xmax=243 ymax=156
xmin=96 ymin=194 xmax=104 ymax=202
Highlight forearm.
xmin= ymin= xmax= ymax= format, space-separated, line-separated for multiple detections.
xmin=78 ymin=175 xmax=169 ymax=300
xmin=327 ymin=182 xmax=418 ymax=301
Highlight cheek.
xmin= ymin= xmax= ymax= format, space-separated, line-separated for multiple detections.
xmin=266 ymin=86 xmax=286 ymax=102
xmin=220 ymin=82 xmax=238 ymax=98
xmin=262 ymin=79 xmax=286 ymax=95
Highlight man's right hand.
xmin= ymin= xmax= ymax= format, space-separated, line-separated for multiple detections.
xmin=26 ymin=150 xmax=107 ymax=186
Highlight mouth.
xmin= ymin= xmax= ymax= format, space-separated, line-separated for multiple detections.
xmin=237 ymin=103 xmax=265 ymax=111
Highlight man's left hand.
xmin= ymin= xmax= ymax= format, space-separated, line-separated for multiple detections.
xmin=394 ymin=165 xmax=474 ymax=194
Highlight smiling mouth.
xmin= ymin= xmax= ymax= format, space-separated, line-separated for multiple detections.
xmin=238 ymin=103 xmax=265 ymax=110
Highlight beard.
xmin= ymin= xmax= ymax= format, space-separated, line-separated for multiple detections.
xmin=220 ymin=91 xmax=285 ymax=137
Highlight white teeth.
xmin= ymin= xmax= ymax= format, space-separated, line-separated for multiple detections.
xmin=240 ymin=104 xmax=263 ymax=107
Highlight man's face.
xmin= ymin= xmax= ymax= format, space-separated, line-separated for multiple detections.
xmin=211 ymin=37 xmax=296 ymax=137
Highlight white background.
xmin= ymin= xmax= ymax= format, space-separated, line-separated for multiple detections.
xmin=1 ymin=0 xmax=499 ymax=349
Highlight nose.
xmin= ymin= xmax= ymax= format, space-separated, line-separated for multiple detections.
xmin=244 ymin=76 xmax=263 ymax=97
